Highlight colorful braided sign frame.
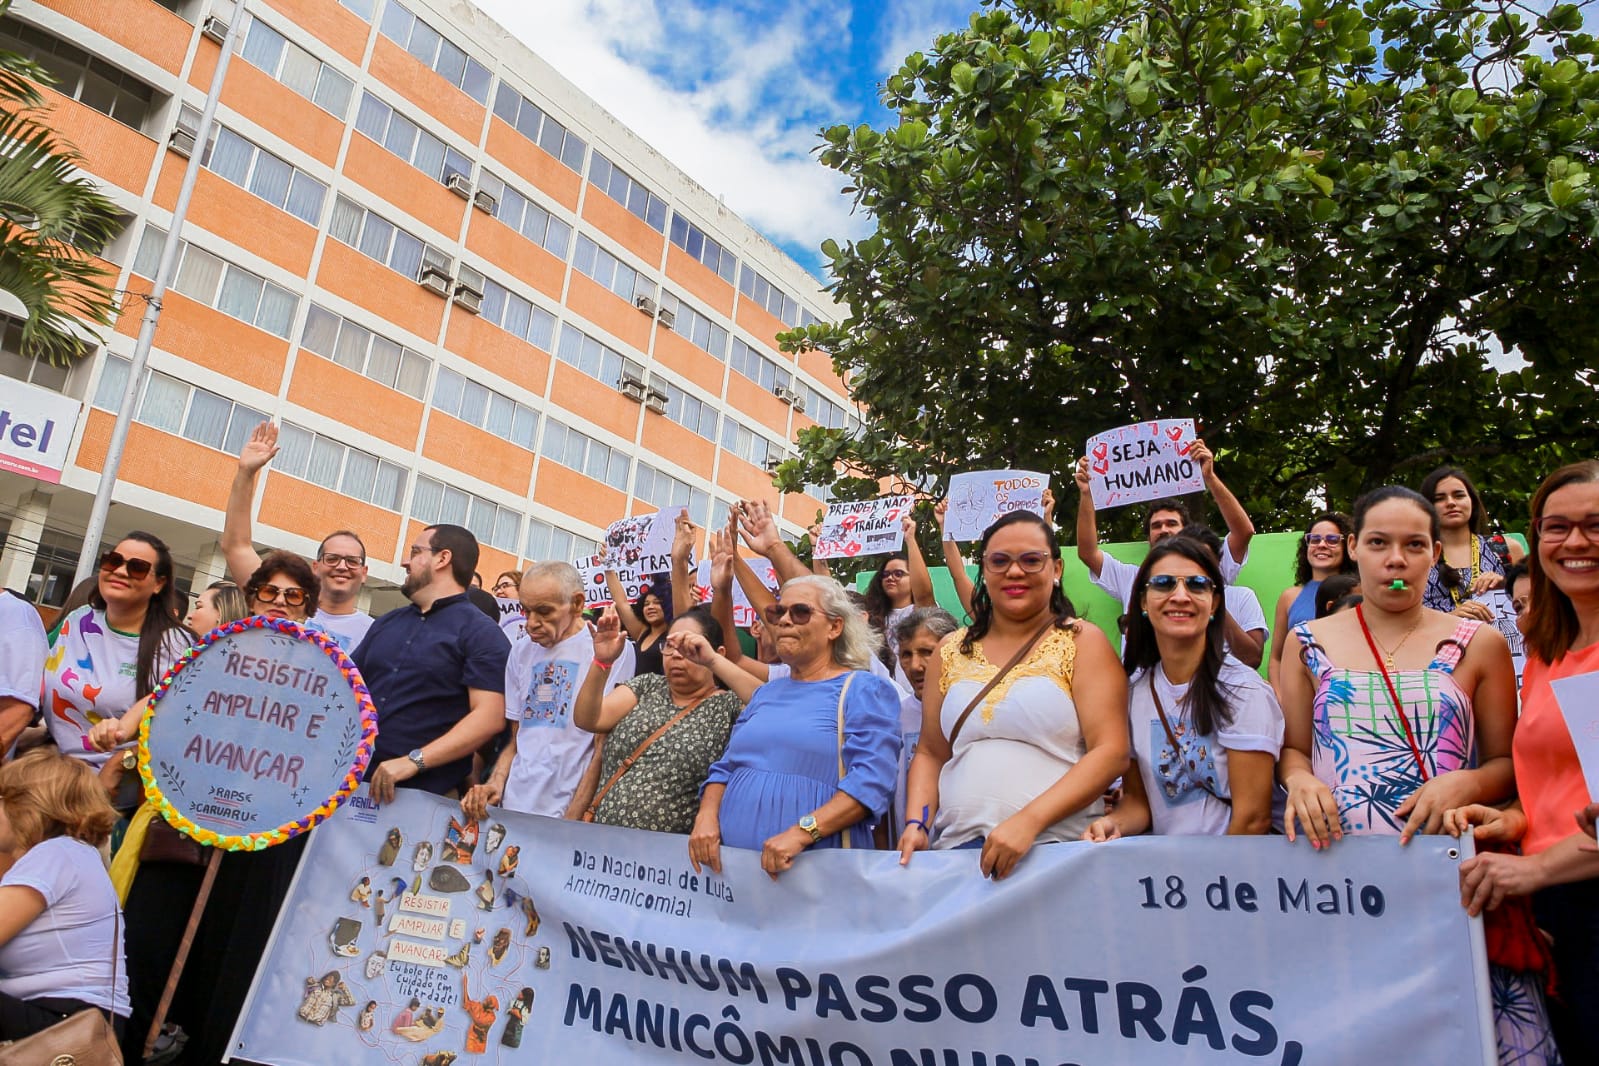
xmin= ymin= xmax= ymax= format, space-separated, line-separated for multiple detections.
xmin=138 ymin=616 xmax=378 ymax=852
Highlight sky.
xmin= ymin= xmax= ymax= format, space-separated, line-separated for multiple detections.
xmin=472 ymin=0 xmax=977 ymax=281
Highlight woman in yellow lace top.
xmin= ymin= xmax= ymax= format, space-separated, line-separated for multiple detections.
xmin=897 ymin=511 xmax=1128 ymax=879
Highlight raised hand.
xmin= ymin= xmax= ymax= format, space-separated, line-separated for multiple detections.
xmin=709 ymin=530 xmax=734 ymax=589
xmin=900 ymin=513 xmax=918 ymax=541
xmin=668 ymin=629 xmax=716 ymax=666
xmin=672 ymin=511 xmax=699 ymax=560
xmin=1073 ymin=456 xmax=1092 ymax=492
xmin=593 ymin=607 xmax=627 ymax=664
xmin=1190 ymin=439 xmax=1216 ymax=479
xmin=737 ymin=500 xmax=781 ymax=555
xmin=1041 ymin=487 xmax=1057 ymax=524
xmin=239 ymin=422 xmax=279 ymax=474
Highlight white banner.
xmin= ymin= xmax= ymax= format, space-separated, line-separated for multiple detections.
xmin=1551 ymin=671 xmax=1599 ymax=801
xmin=815 ymin=496 xmax=912 ymax=560
xmin=1087 ymin=419 xmax=1205 ymax=510
xmin=695 ymin=557 xmax=779 ymax=628
xmin=232 ymin=792 xmax=1493 ymax=1066
xmin=943 ymin=470 xmax=1047 ymax=541
xmin=0 ymin=377 xmax=80 ymax=485
xmin=576 ymin=552 xmax=676 ymax=610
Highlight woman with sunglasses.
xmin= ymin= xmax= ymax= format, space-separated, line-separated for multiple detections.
xmin=1281 ymin=487 xmax=1553 ymax=1065
xmin=1446 ymin=461 xmax=1599 ymax=1063
xmin=1267 ymin=512 xmax=1355 ymax=691
xmin=1083 ymin=538 xmax=1282 ymax=842
xmin=690 ymin=577 xmax=900 ymax=879
xmin=43 ymin=533 xmax=191 ymax=766
xmin=897 ymin=512 xmax=1128 ymax=880
xmin=1420 ymin=465 xmax=1506 ymax=621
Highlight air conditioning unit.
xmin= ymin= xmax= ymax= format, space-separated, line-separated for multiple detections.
xmin=634 ymin=295 xmax=657 ymax=317
xmin=168 ymin=127 xmax=196 ymax=158
xmin=762 ymin=454 xmax=785 ymax=473
xmin=444 ymin=172 xmax=472 ymax=198
xmin=452 ymin=287 xmax=483 ymax=314
xmin=790 ymin=394 xmax=807 ymax=415
xmin=773 ymin=385 xmax=800 ymax=406
xmin=471 ymin=189 xmax=497 ymax=215
xmin=619 ymin=380 xmax=647 ymax=403
xmin=655 ymin=307 xmax=675 ymax=330
xmin=201 ymin=15 xmax=229 ymax=42
xmin=644 ymin=388 xmax=668 ymax=415
xmin=418 ymin=263 xmax=452 ymax=297
xmin=620 ymin=365 xmax=647 ymax=389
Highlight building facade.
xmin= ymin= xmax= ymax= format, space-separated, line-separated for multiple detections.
xmin=0 ymin=0 xmax=851 ymax=609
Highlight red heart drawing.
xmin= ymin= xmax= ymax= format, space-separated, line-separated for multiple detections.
xmin=841 ymin=515 xmax=859 ymax=532
xmin=1092 ymin=459 xmax=1110 ymax=476
xmin=1091 ymin=442 xmax=1108 ymax=461
xmin=846 ymin=541 xmax=861 ymax=556
xmin=1166 ymin=426 xmax=1184 ymax=442
xmin=1176 ymin=442 xmax=1193 ymax=456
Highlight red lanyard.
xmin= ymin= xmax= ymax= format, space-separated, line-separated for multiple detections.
xmin=1354 ymin=605 xmax=1429 ymax=781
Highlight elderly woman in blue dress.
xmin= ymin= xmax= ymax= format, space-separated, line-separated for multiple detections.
xmin=689 ymin=576 xmax=900 ymax=879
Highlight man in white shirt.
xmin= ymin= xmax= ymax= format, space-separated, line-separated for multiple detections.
xmin=463 ymin=562 xmax=634 ymax=819
xmin=221 ymin=422 xmax=373 ymax=649
xmin=0 ymin=588 xmax=46 ymax=756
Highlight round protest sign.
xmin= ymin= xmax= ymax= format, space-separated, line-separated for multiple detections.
xmin=138 ymin=617 xmax=378 ymax=852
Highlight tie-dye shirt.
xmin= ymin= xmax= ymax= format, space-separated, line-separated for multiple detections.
xmin=42 ymin=606 xmax=184 ymax=765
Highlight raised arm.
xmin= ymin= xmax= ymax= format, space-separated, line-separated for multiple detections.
xmin=903 ymin=514 xmax=937 ymax=608
xmin=1073 ymin=457 xmax=1106 ymax=577
xmin=706 ymin=527 xmax=743 ymax=666
xmin=1191 ymin=439 xmax=1255 ymax=566
xmin=670 ymin=512 xmax=699 ymax=618
xmin=572 ymin=609 xmax=639 ymax=734
xmin=738 ymin=500 xmax=809 ymax=584
xmin=806 ymin=523 xmax=831 ymax=577
xmin=601 ymin=548 xmax=647 ymax=641
xmin=220 ymin=422 xmax=276 ymax=585
xmin=671 ymin=631 xmax=762 ymax=703
xmin=933 ymin=500 xmax=975 ymax=619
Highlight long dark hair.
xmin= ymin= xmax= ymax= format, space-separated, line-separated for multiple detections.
xmin=88 ymin=530 xmax=190 ymax=698
xmin=862 ymin=550 xmax=909 ymax=666
xmin=961 ymin=512 xmax=1075 ymax=655
xmin=1121 ymin=538 xmax=1232 ymax=738
xmin=1525 ymin=460 xmax=1599 ymax=663
xmin=1293 ymin=511 xmax=1355 ymax=586
xmin=1420 ymin=466 xmax=1488 ymax=535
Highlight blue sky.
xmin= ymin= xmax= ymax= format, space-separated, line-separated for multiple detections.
xmin=473 ymin=0 xmax=977 ymax=280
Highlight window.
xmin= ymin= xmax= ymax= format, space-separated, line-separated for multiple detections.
xmin=0 ymin=23 xmax=156 ymax=129
xmin=183 ymin=108 xmax=326 ymax=225
xmin=479 ymin=279 xmax=557 ymax=352
xmin=668 ymin=214 xmax=737 ymax=284
xmin=738 ymin=264 xmax=800 ymax=326
xmin=729 ymin=337 xmax=790 ymax=392
xmin=238 ymin=15 xmax=354 ymax=117
xmin=587 ymin=152 xmax=667 ymax=232
xmin=477 ymin=172 xmax=570 ymax=258
xmin=634 ymin=463 xmax=709 ymax=524
xmin=300 ymin=304 xmax=430 ymax=398
xmin=0 ymin=316 xmax=70 ymax=391
xmin=353 ymin=92 xmax=473 ymax=185
xmin=273 ymin=421 xmax=408 ymax=510
xmin=556 ymin=326 xmax=640 ymax=388
xmin=526 ymin=518 xmax=595 ymax=565
xmin=133 ymin=227 xmax=297 ymax=338
xmin=338 ymin=0 xmax=375 ymax=18
xmin=328 ymin=196 xmax=447 ymax=280
xmin=654 ymin=379 xmax=718 ymax=440
xmin=491 ymin=83 xmax=586 ymax=172
xmin=92 ymin=356 xmax=267 ymax=456
xmin=720 ymin=420 xmax=781 ymax=468
xmin=411 ymin=476 xmax=521 ymax=550
xmin=572 ymin=235 xmax=652 ymax=305
xmin=799 ymin=382 xmax=848 ymax=429
xmin=432 ymin=366 xmax=537 ymax=448
xmin=378 ymin=1 xmax=492 ymax=103
xmin=541 ymin=420 xmax=629 ymax=491
xmin=660 ymin=293 xmax=727 ymax=359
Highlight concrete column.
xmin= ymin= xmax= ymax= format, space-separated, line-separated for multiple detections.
xmin=188 ymin=542 xmax=231 ymax=589
xmin=0 ymin=489 xmax=51 ymax=593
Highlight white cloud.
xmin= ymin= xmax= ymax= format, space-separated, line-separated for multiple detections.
xmin=877 ymin=1 xmax=974 ymax=75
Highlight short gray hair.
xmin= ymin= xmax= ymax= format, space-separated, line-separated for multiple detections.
xmin=894 ymin=606 xmax=958 ymax=648
xmin=780 ymin=575 xmax=882 ymax=672
xmin=523 ymin=561 xmax=583 ymax=602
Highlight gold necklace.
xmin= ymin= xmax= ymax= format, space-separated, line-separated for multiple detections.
xmin=1365 ymin=612 xmax=1424 ymax=669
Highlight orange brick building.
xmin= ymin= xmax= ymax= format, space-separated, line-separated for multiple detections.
xmin=0 ymin=0 xmax=853 ymax=608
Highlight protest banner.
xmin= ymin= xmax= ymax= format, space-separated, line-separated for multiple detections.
xmin=1087 ymin=419 xmax=1206 ymax=510
xmin=815 ymin=495 xmax=913 ymax=559
xmin=1551 ymin=671 xmax=1599 ymax=801
xmin=1478 ymin=590 xmax=1527 ymax=686
xmin=695 ymin=557 xmax=780 ymax=627
xmin=231 ymin=792 xmax=1493 ymax=1066
xmin=943 ymin=469 xmax=1047 ymax=541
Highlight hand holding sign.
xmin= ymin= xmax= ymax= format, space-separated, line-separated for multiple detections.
xmin=1085 ymin=419 xmax=1206 ymax=510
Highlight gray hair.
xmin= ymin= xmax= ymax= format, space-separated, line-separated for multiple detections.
xmin=894 ymin=606 xmax=958 ymax=648
xmin=780 ymin=575 xmax=883 ymax=672
xmin=523 ymin=561 xmax=583 ymax=602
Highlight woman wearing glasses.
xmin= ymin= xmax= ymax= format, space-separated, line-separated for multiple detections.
xmin=1083 ymin=537 xmax=1282 ymax=842
xmin=689 ymin=577 xmax=900 ymax=879
xmin=43 ymin=533 xmax=191 ymax=765
xmin=897 ymin=511 xmax=1129 ymax=880
xmin=1267 ymin=512 xmax=1355 ymax=690
xmin=861 ymin=515 xmax=937 ymax=673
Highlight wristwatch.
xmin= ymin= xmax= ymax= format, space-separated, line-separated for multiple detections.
xmin=407 ymin=749 xmax=427 ymax=773
xmin=797 ymin=814 xmax=821 ymax=843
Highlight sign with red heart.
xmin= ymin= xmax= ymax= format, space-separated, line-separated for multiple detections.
xmin=814 ymin=495 xmax=913 ymax=560
xmin=1085 ymin=418 xmax=1205 ymax=510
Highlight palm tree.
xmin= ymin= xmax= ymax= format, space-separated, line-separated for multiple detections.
xmin=0 ymin=0 xmax=121 ymax=366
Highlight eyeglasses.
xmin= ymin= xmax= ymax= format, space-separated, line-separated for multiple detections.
xmin=1534 ymin=515 xmax=1599 ymax=542
xmin=318 ymin=553 xmax=365 ymax=569
xmin=880 ymin=569 xmax=910 ymax=581
xmin=253 ymin=584 xmax=308 ymax=607
xmin=491 ymin=581 xmax=517 ymax=594
xmin=99 ymin=550 xmax=154 ymax=581
xmin=1145 ymin=574 xmax=1217 ymax=595
xmin=762 ymin=603 xmax=818 ymax=626
xmin=408 ymin=544 xmax=435 ymax=558
xmin=981 ymin=551 xmax=1051 ymax=574
xmin=1305 ymin=533 xmax=1344 ymax=546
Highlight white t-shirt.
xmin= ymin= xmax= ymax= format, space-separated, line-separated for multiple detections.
xmin=0 ymin=590 xmax=46 ymax=712
xmin=0 ymin=837 xmax=129 ymax=1015
xmin=1127 ymin=658 xmax=1283 ymax=836
xmin=312 ymin=608 xmax=374 ymax=652
xmin=502 ymin=627 xmax=635 ymax=816
xmin=1093 ymin=542 xmax=1249 ymax=608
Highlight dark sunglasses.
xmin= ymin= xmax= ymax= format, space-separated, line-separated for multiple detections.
xmin=99 ymin=550 xmax=154 ymax=581
xmin=981 ymin=551 xmax=1051 ymax=574
xmin=1305 ymin=533 xmax=1344 ymax=546
xmin=762 ymin=603 xmax=818 ymax=626
xmin=1146 ymin=574 xmax=1217 ymax=595
xmin=254 ymin=584 xmax=308 ymax=607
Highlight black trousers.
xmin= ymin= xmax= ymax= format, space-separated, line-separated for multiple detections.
xmin=1535 ymin=877 xmax=1599 ymax=1064
xmin=0 ymin=990 xmax=125 ymax=1041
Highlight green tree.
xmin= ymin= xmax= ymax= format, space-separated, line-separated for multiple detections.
xmin=779 ymin=0 xmax=1599 ymax=537
xmin=0 ymin=0 xmax=121 ymax=364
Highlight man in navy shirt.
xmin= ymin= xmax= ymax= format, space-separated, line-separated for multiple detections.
xmin=355 ymin=524 xmax=509 ymax=799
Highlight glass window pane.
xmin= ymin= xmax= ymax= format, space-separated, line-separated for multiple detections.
xmin=537 ymin=118 xmax=563 ymax=158
xmin=209 ymin=128 xmax=254 ymax=185
xmin=314 ymin=68 xmax=353 ymax=117
xmin=355 ymin=92 xmax=389 ymax=141
xmin=367 ymin=336 xmax=401 ymax=386
xmin=224 ymin=405 xmax=267 ymax=456
xmin=333 ymin=320 xmax=368 ymax=370
xmin=285 ymin=172 xmax=326 ymax=225
xmin=248 ymin=150 xmax=293 ymax=208
xmin=560 ymin=133 xmax=586 ymax=171
xmin=457 ymin=380 xmax=488 ymax=426
xmin=93 ymin=356 xmax=132 ymax=410
xmin=544 ymin=217 xmax=570 ymax=258
xmin=174 ymin=246 xmax=225 ymax=304
xmin=405 ymin=19 xmax=440 ymax=64
xmin=397 ymin=351 xmax=430 ymax=399
xmin=485 ymin=393 xmax=514 ymax=436
xmin=389 ymin=232 xmax=423 ymax=279
xmin=379 ymin=1 xmax=412 ymax=43
xmin=411 ymin=477 xmax=442 ymax=524
xmin=341 ymin=449 xmax=377 ymax=501
xmin=434 ymin=39 xmax=466 ymax=85
xmin=216 ymin=267 xmax=264 ymax=322
xmin=432 ymin=367 xmax=462 ymax=415
xmin=279 ymin=44 xmax=322 ymax=99
xmin=439 ymin=486 xmax=468 ymax=525
xmin=514 ymin=100 xmax=541 ymax=140
xmin=307 ymin=437 xmax=344 ymax=488
xmin=242 ymin=22 xmax=285 ymax=73
xmin=275 ymin=423 xmax=313 ymax=477
xmin=503 ymin=294 xmax=531 ymax=340
xmin=527 ymin=307 xmax=555 ymax=351
xmin=411 ymin=131 xmax=445 ymax=180
xmin=443 ymin=148 xmax=471 ymax=182
xmin=357 ymin=213 xmax=394 ymax=261
xmin=493 ymin=82 xmax=519 ymax=124
xmin=138 ymin=373 xmax=187 ymax=432
xmin=511 ymin=406 xmax=536 ymax=449
xmin=256 ymin=284 xmax=297 ymax=338
xmin=132 ymin=225 xmax=166 ymax=278
xmin=374 ymin=462 xmax=405 ymax=510
xmin=330 ymin=197 xmax=363 ymax=245
xmin=383 ymin=112 xmax=418 ymax=161
xmin=183 ymin=390 xmax=232 ymax=449
xmin=494 ymin=509 xmax=520 ymax=551
xmin=462 ymin=59 xmax=491 ymax=103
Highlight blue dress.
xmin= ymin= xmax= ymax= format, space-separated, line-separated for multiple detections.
xmin=1288 ymin=581 xmax=1321 ymax=627
xmin=706 ymin=671 xmax=901 ymax=850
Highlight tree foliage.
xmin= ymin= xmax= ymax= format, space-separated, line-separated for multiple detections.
xmin=778 ymin=0 xmax=1599 ymax=536
xmin=0 ymin=0 xmax=121 ymax=364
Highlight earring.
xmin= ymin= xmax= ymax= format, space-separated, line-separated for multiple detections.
xmin=1141 ymin=610 xmax=1148 ymax=617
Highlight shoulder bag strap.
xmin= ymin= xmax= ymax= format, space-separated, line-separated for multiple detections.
xmin=1148 ymin=673 xmax=1231 ymax=807
xmin=947 ymin=616 xmax=1059 ymax=749
xmin=834 ymin=673 xmax=857 ymax=850
xmin=1354 ymin=605 xmax=1430 ymax=782
xmin=582 ymin=694 xmax=708 ymax=823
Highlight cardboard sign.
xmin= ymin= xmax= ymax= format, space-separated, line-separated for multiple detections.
xmin=140 ymin=618 xmax=377 ymax=851
xmin=694 ymin=557 xmax=780 ymax=628
xmin=1550 ymin=671 xmax=1599 ymax=803
xmin=1478 ymin=590 xmax=1527 ymax=687
xmin=1086 ymin=419 xmax=1205 ymax=510
xmin=944 ymin=469 xmax=1047 ymax=541
xmin=0 ymin=378 xmax=80 ymax=485
xmin=576 ymin=552 xmax=676 ymax=610
xmin=814 ymin=495 xmax=912 ymax=559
